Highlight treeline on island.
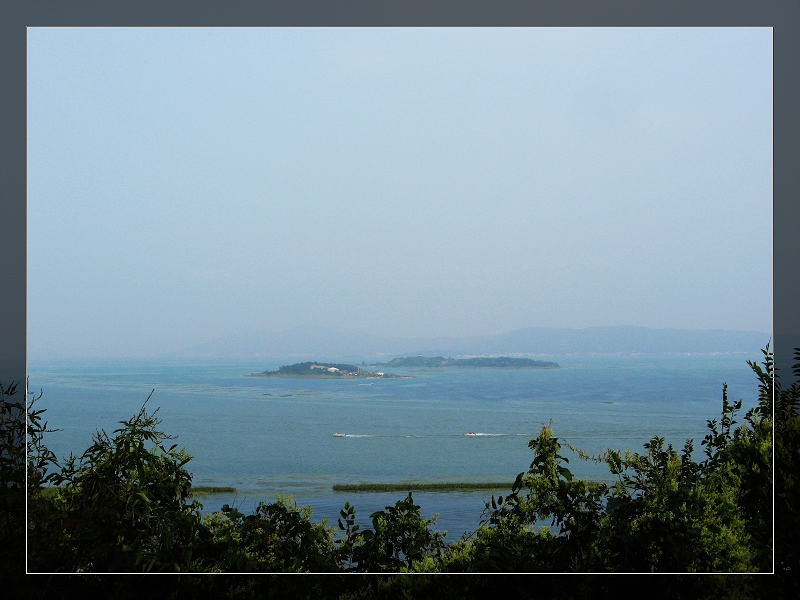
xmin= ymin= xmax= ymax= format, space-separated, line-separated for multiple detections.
xmin=1 ymin=346 xmax=797 ymax=599
xmin=251 ymin=356 xmax=558 ymax=378
xmin=252 ymin=362 xmax=401 ymax=378
xmin=375 ymin=355 xmax=559 ymax=369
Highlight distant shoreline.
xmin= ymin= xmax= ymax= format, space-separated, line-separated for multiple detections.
xmin=249 ymin=373 xmax=410 ymax=379
xmin=373 ymin=355 xmax=560 ymax=369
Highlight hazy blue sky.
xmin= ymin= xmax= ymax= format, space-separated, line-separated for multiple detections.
xmin=27 ymin=28 xmax=772 ymax=358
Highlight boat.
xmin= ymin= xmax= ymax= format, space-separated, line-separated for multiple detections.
xmin=464 ymin=432 xmax=478 ymax=436
xmin=333 ymin=432 xmax=346 ymax=437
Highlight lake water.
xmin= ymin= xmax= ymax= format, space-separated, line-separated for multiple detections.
xmin=27 ymin=352 xmax=764 ymax=541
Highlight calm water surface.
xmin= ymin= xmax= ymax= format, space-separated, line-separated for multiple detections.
xmin=27 ymin=353 xmax=763 ymax=540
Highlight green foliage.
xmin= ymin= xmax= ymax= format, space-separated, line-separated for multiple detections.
xmin=28 ymin=393 xmax=207 ymax=572
xmin=203 ymin=497 xmax=338 ymax=572
xmin=336 ymin=493 xmax=446 ymax=572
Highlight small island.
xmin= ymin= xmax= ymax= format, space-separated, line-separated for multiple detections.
xmin=374 ymin=355 xmax=559 ymax=369
xmin=250 ymin=361 xmax=404 ymax=378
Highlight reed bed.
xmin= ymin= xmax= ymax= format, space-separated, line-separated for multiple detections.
xmin=191 ymin=486 xmax=237 ymax=496
xmin=332 ymin=482 xmax=512 ymax=492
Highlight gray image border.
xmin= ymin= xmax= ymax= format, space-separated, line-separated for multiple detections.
xmin=2 ymin=0 xmax=795 ymax=579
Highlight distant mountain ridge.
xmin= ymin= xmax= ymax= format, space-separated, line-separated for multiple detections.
xmin=174 ymin=325 xmax=770 ymax=362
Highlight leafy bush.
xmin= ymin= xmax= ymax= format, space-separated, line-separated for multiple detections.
xmin=336 ymin=493 xmax=446 ymax=572
xmin=203 ymin=497 xmax=338 ymax=572
xmin=28 ymin=395 xmax=207 ymax=572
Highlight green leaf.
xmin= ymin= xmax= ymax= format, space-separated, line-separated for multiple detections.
xmin=557 ymin=466 xmax=574 ymax=481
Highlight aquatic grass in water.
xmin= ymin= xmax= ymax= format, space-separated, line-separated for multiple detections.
xmin=191 ymin=486 xmax=237 ymax=496
xmin=333 ymin=482 xmax=513 ymax=492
